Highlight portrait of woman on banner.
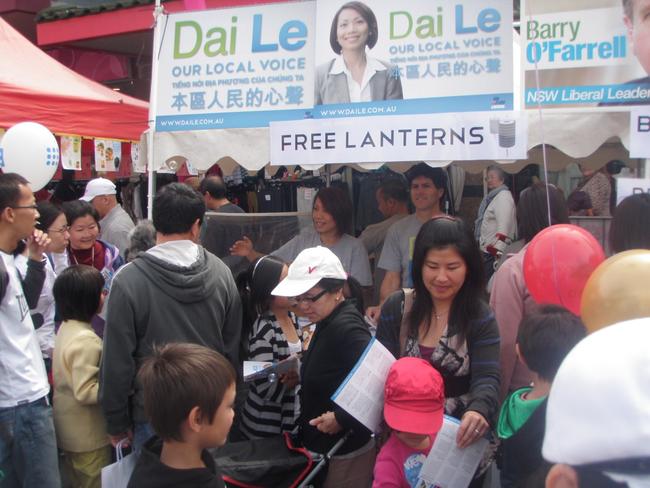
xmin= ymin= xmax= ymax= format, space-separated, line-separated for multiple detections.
xmin=314 ymin=1 xmax=403 ymax=105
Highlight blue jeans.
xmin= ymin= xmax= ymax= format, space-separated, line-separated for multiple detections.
xmin=133 ymin=422 xmax=155 ymax=454
xmin=0 ymin=396 xmax=61 ymax=488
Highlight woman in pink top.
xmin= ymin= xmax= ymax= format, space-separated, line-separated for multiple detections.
xmin=489 ymin=184 xmax=569 ymax=401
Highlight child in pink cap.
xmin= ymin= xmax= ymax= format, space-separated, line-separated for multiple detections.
xmin=373 ymin=357 xmax=445 ymax=488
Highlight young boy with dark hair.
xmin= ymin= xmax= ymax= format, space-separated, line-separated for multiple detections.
xmin=128 ymin=343 xmax=237 ymax=488
xmin=497 ymin=305 xmax=586 ymax=487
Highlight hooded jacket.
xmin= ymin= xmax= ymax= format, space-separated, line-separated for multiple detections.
xmin=99 ymin=245 xmax=242 ymax=435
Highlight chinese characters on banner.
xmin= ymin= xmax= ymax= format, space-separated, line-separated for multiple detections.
xmin=155 ymin=0 xmax=514 ymax=131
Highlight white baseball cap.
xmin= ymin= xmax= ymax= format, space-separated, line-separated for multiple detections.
xmin=543 ymin=318 xmax=650 ymax=468
xmin=80 ymin=178 xmax=116 ymax=202
xmin=271 ymin=246 xmax=347 ymax=297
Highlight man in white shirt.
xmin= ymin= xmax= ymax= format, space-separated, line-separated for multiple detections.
xmin=81 ymin=177 xmax=134 ymax=257
xmin=0 ymin=173 xmax=60 ymax=487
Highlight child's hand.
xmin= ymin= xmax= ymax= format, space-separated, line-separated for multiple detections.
xmin=309 ymin=411 xmax=342 ymax=435
xmin=456 ymin=410 xmax=488 ymax=449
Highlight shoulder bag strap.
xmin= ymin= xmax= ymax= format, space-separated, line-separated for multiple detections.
xmin=399 ymin=288 xmax=415 ymax=356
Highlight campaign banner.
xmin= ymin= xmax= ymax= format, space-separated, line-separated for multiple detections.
xmin=313 ymin=0 xmax=513 ymax=116
xmin=522 ymin=0 xmax=650 ymax=108
xmin=155 ymin=2 xmax=316 ymax=131
xmin=269 ymin=111 xmax=526 ymax=164
xmin=630 ymin=107 xmax=650 ymax=157
xmin=155 ymin=0 xmax=513 ymax=131
xmin=94 ymin=139 xmax=121 ymax=172
xmin=60 ymin=135 xmax=82 ymax=171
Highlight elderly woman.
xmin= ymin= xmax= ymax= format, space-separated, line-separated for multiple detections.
xmin=490 ymin=184 xmax=569 ymax=401
xmin=272 ymin=246 xmax=373 ymax=488
xmin=63 ymin=200 xmax=124 ymax=337
xmin=376 ymin=216 xmax=500 ymax=487
xmin=315 ymin=1 xmax=403 ymax=104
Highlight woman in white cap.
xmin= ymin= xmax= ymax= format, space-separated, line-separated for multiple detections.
xmin=272 ymin=246 xmax=374 ymax=488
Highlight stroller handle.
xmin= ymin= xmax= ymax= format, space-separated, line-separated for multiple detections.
xmin=297 ymin=430 xmax=353 ymax=488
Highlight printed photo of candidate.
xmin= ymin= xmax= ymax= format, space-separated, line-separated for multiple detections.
xmin=314 ymin=1 xmax=403 ymax=105
xmin=623 ymin=0 xmax=650 ymax=78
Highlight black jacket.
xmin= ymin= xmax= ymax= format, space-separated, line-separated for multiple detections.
xmin=499 ymin=399 xmax=548 ymax=488
xmin=128 ymin=436 xmax=224 ymax=488
xmin=299 ymin=300 xmax=371 ymax=455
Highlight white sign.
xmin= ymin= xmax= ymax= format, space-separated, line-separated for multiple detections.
xmin=314 ymin=0 xmax=513 ymax=110
xmin=418 ymin=416 xmax=489 ymax=488
xmin=60 ymin=135 xmax=82 ymax=171
xmin=270 ymin=111 xmax=526 ymax=164
xmin=522 ymin=0 xmax=650 ymax=108
xmin=630 ymin=107 xmax=650 ymax=157
xmin=156 ymin=3 xmax=316 ymax=130
xmin=331 ymin=338 xmax=396 ymax=433
xmin=616 ymin=177 xmax=650 ymax=205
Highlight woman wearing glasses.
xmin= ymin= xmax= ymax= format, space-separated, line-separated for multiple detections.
xmin=272 ymin=246 xmax=374 ymax=488
xmin=63 ymin=200 xmax=124 ymax=337
xmin=237 ymin=255 xmax=302 ymax=440
xmin=15 ymin=202 xmax=70 ymax=365
xmin=376 ymin=217 xmax=500 ymax=487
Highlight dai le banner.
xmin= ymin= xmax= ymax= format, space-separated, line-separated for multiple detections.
xmin=155 ymin=0 xmax=514 ymax=130
xmin=521 ymin=0 xmax=650 ymax=108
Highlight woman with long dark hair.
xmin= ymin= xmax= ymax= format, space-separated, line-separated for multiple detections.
xmin=231 ymin=186 xmax=372 ymax=287
xmin=376 ymin=216 xmax=500 ymax=486
xmin=237 ymin=255 xmax=302 ymax=439
xmin=490 ymin=183 xmax=569 ymax=401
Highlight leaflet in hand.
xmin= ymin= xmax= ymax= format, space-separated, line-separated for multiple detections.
xmin=416 ymin=416 xmax=489 ymax=488
xmin=331 ymin=337 xmax=396 ymax=432
xmin=243 ymin=355 xmax=300 ymax=382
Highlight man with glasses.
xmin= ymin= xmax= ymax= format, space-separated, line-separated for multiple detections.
xmin=0 ymin=173 xmax=61 ymax=487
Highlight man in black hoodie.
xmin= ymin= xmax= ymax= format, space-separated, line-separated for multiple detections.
xmin=99 ymin=183 xmax=242 ymax=452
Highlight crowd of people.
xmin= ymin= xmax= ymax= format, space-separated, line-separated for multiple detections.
xmin=1 ymin=164 xmax=649 ymax=488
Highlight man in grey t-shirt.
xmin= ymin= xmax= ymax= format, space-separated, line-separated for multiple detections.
xmin=199 ymin=176 xmax=247 ymax=276
xmin=367 ymin=164 xmax=448 ymax=321
xmin=359 ymin=178 xmax=409 ymax=305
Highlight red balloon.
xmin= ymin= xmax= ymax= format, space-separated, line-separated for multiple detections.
xmin=523 ymin=224 xmax=606 ymax=315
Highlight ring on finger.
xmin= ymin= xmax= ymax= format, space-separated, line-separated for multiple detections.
xmin=474 ymin=428 xmax=481 ymax=434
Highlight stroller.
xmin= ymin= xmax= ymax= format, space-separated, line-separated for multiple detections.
xmin=212 ymin=430 xmax=352 ymax=488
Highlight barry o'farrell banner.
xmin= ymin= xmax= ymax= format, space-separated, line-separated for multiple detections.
xmin=630 ymin=107 xmax=650 ymax=157
xmin=312 ymin=0 xmax=514 ymax=118
xmin=522 ymin=0 xmax=650 ymax=108
xmin=155 ymin=2 xmax=316 ymax=130
xmin=270 ymin=111 xmax=526 ymax=164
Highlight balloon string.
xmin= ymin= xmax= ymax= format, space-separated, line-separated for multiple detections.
xmin=528 ymin=0 xmax=561 ymax=305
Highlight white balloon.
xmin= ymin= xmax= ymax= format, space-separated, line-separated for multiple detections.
xmin=0 ymin=122 xmax=59 ymax=191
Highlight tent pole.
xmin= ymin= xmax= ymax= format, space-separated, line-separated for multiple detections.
xmin=147 ymin=0 xmax=163 ymax=220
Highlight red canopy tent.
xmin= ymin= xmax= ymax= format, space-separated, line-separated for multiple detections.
xmin=0 ymin=17 xmax=148 ymax=141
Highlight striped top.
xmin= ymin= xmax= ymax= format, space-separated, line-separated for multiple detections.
xmin=240 ymin=312 xmax=301 ymax=439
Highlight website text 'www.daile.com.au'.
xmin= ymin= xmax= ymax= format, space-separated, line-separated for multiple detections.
xmin=159 ymin=117 xmax=225 ymax=127
xmin=317 ymin=105 xmax=397 ymax=117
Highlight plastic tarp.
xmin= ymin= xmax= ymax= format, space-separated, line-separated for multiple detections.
xmin=0 ymin=18 xmax=148 ymax=141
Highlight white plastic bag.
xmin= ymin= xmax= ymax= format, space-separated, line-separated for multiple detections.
xmin=101 ymin=439 xmax=137 ymax=488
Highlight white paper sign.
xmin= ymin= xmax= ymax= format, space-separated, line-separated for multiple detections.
xmin=131 ymin=143 xmax=146 ymax=173
xmin=94 ymin=139 xmax=121 ymax=172
xmin=417 ymin=416 xmax=489 ymax=488
xmin=616 ymin=177 xmax=650 ymax=205
xmin=271 ymin=111 xmax=526 ymax=165
xmin=331 ymin=338 xmax=396 ymax=433
xmin=630 ymin=107 xmax=650 ymax=158
xmin=60 ymin=135 xmax=82 ymax=171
